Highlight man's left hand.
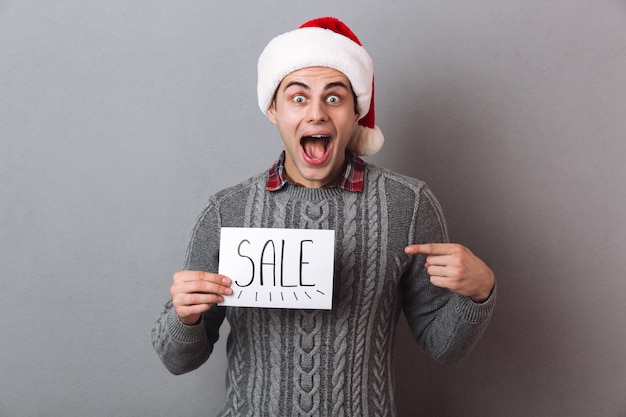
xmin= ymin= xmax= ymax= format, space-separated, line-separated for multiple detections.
xmin=405 ymin=243 xmax=495 ymax=303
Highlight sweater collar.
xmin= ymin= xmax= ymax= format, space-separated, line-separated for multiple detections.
xmin=265 ymin=151 xmax=365 ymax=192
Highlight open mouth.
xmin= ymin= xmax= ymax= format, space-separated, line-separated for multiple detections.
xmin=301 ymin=135 xmax=331 ymax=161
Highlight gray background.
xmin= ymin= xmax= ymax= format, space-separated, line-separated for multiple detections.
xmin=1 ymin=1 xmax=625 ymax=416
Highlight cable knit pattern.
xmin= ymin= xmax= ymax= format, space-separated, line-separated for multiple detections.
xmin=267 ymin=309 xmax=284 ymax=416
xmin=152 ymin=164 xmax=496 ymax=416
xmin=331 ymin=190 xmax=357 ymax=417
xmin=224 ymin=307 xmax=247 ymax=415
xmin=293 ymin=311 xmax=323 ymax=415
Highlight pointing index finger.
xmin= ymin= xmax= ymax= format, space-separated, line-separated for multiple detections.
xmin=404 ymin=243 xmax=453 ymax=255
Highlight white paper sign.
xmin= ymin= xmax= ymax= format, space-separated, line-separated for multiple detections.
xmin=218 ymin=227 xmax=335 ymax=309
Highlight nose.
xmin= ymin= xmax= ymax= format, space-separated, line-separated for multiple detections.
xmin=306 ymin=98 xmax=328 ymax=123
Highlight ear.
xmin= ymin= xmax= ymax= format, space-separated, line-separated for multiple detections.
xmin=267 ymin=102 xmax=278 ymax=125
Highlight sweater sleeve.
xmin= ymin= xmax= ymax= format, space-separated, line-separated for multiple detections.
xmin=399 ymin=185 xmax=496 ymax=364
xmin=151 ymin=200 xmax=227 ymax=375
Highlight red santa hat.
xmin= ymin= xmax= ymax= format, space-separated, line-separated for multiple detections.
xmin=257 ymin=17 xmax=384 ymax=156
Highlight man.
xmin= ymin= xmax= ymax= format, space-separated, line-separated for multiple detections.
xmin=152 ymin=17 xmax=495 ymax=416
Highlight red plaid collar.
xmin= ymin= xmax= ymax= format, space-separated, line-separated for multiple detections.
xmin=265 ymin=151 xmax=365 ymax=192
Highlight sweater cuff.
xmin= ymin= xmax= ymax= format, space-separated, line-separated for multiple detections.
xmin=454 ymin=282 xmax=497 ymax=324
xmin=166 ymin=309 xmax=207 ymax=343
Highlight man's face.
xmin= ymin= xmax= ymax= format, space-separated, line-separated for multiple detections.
xmin=268 ymin=67 xmax=360 ymax=188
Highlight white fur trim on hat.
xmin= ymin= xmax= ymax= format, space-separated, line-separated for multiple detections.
xmin=258 ymin=27 xmax=373 ymax=118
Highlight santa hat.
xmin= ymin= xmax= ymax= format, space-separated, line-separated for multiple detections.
xmin=257 ymin=17 xmax=384 ymax=156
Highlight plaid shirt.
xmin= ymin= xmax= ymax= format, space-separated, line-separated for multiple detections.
xmin=265 ymin=151 xmax=365 ymax=192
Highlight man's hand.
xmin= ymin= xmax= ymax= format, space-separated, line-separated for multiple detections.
xmin=404 ymin=243 xmax=495 ymax=303
xmin=170 ymin=271 xmax=233 ymax=325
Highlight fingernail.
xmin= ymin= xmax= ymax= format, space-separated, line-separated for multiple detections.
xmin=222 ymin=276 xmax=231 ymax=285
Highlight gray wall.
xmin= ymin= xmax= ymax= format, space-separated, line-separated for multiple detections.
xmin=1 ymin=1 xmax=625 ymax=416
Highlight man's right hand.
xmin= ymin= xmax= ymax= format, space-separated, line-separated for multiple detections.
xmin=170 ymin=271 xmax=233 ymax=325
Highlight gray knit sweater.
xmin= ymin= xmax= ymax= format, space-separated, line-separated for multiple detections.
xmin=152 ymin=163 xmax=495 ymax=416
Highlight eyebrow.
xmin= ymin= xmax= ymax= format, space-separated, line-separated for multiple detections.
xmin=282 ymin=80 xmax=351 ymax=92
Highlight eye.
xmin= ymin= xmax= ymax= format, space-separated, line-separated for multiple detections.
xmin=293 ymin=95 xmax=306 ymax=104
xmin=326 ymin=95 xmax=340 ymax=104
